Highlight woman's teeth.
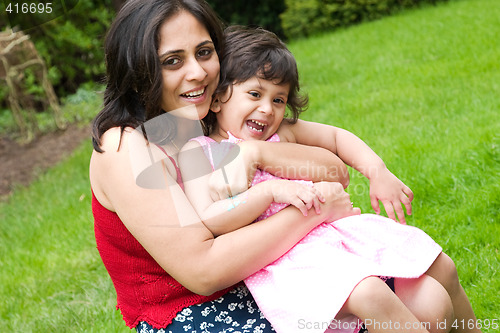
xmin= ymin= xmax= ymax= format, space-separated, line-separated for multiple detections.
xmin=182 ymin=88 xmax=205 ymax=98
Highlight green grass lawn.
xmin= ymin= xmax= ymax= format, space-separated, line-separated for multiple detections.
xmin=1 ymin=0 xmax=498 ymax=331
xmin=291 ymin=0 xmax=500 ymax=322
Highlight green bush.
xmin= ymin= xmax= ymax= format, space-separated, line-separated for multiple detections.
xmin=1 ymin=0 xmax=115 ymax=101
xmin=206 ymin=0 xmax=286 ymax=38
xmin=0 ymin=82 xmax=102 ymax=136
xmin=32 ymin=1 xmax=114 ymax=96
xmin=280 ymin=0 xmax=324 ymax=40
xmin=281 ymin=0 xmax=446 ymax=39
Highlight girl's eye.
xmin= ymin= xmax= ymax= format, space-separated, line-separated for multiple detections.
xmin=249 ymin=91 xmax=260 ymax=98
xmin=274 ymin=97 xmax=286 ymax=104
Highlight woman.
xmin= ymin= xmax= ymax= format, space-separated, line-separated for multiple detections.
xmin=90 ymin=0 xmax=355 ymax=331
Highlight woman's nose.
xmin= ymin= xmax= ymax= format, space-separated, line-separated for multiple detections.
xmin=185 ymin=58 xmax=208 ymax=81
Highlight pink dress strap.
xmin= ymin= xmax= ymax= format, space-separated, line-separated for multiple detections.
xmin=155 ymin=145 xmax=184 ymax=191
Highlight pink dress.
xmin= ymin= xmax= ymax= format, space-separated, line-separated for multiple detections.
xmin=191 ymin=133 xmax=442 ymax=333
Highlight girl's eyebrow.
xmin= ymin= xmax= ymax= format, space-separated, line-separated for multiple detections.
xmin=254 ymin=78 xmax=289 ymax=95
xmin=158 ymin=40 xmax=214 ymax=59
xmin=254 ymin=78 xmax=265 ymax=90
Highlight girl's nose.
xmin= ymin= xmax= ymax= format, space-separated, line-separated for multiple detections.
xmin=258 ymin=100 xmax=274 ymax=115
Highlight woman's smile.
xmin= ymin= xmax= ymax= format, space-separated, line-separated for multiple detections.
xmin=180 ymin=87 xmax=206 ymax=99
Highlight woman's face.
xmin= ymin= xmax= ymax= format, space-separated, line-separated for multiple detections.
xmin=157 ymin=11 xmax=220 ymax=119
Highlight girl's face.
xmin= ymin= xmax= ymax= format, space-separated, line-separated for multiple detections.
xmin=157 ymin=11 xmax=220 ymax=119
xmin=213 ymin=76 xmax=289 ymax=141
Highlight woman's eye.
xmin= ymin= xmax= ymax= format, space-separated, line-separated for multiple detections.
xmin=162 ymin=57 xmax=181 ymax=67
xmin=197 ymin=48 xmax=213 ymax=58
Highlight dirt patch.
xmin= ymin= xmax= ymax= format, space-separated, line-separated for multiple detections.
xmin=0 ymin=124 xmax=91 ymax=201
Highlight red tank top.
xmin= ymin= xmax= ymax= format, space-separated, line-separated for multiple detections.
xmin=92 ymin=192 xmax=232 ymax=328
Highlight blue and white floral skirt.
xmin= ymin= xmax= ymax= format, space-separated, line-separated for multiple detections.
xmin=136 ymin=284 xmax=276 ymax=333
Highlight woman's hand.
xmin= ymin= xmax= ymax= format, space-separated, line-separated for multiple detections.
xmin=313 ymin=181 xmax=361 ymax=222
xmin=369 ymin=168 xmax=413 ymax=224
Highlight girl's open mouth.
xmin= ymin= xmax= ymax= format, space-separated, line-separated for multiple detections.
xmin=246 ymin=119 xmax=266 ymax=133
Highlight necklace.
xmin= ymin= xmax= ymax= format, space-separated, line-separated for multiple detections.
xmin=169 ymin=138 xmax=180 ymax=152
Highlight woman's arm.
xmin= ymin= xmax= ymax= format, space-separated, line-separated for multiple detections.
xmin=90 ymin=128 xmax=357 ymax=296
xmin=279 ymin=119 xmax=413 ymax=223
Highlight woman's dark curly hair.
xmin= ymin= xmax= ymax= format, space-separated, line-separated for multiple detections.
xmin=92 ymin=0 xmax=224 ymax=152
xmin=202 ymin=25 xmax=308 ymax=135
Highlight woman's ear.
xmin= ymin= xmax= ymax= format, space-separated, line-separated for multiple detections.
xmin=210 ymin=98 xmax=221 ymax=113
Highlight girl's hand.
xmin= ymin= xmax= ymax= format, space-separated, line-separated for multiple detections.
xmin=269 ymin=180 xmax=325 ymax=216
xmin=369 ymin=168 xmax=413 ymax=224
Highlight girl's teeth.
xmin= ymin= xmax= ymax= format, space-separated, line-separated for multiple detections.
xmin=248 ymin=120 xmax=265 ymax=132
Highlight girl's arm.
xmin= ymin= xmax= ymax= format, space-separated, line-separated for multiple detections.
xmin=90 ymin=128 xmax=357 ymax=296
xmin=179 ymin=140 xmax=325 ymax=236
xmin=278 ymin=119 xmax=413 ymax=223
xmin=251 ymin=140 xmax=349 ymax=183
xmin=207 ymin=140 xmax=349 ymax=202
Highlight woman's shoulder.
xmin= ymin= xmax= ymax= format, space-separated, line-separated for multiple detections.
xmin=90 ymin=127 xmax=134 ymax=178
xmin=97 ymin=126 xmax=133 ymax=151
xmin=90 ymin=127 xmax=135 ymax=210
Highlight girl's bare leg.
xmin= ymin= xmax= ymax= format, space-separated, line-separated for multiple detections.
xmin=395 ymin=275 xmax=454 ymax=333
xmin=337 ymin=276 xmax=430 ymax=333
xmin=425 ymin=253 xmax=482 ymax=333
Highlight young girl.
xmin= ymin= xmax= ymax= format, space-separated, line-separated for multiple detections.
xmin=179 ymin=26 xmax=480 ymax=333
